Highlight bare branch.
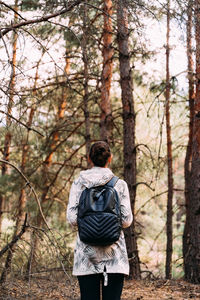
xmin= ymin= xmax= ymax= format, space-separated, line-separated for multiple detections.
xmin=0 ymin=110 xmax=44 ymax=137
xmin=0 ymin=0 xmax=82 ymax=39
xmin=135 ymin=181 xmax=155 ymax=191
xmin=0 ymin=1 xmax=26 ymax=21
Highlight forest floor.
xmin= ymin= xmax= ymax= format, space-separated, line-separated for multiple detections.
xmin=0 ymin=277 xmax=200 ymax=300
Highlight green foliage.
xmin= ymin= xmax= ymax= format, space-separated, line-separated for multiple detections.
xmin=21 ymin=0 xmax=42 ymax=10
xmin=64 ymin=29 xmax=81 ymax=48
xmin=21 ymin=0 xmax=68 ymax=11
xmin=35 ymin=23 xmax=56 ymax=40
xmin=150 ymin=80 xmax=166 ymax=94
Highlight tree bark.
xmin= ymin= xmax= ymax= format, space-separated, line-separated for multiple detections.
xmin=184 ymin=0 xmax=200 ymax=283
xmin=165 ymin=0 xmax=173 ymax=280
xmin=183 ymin=0 xmax=195 ymax=279
xmin=100 ymin=0 xmax=113 ymax=143
xmin=82 ymin=1 xmax=91 ymax=162
xmin=117 ymin=0 xmax=141 ymax=279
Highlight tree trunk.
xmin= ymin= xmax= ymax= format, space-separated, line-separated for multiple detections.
xmin=184 ymin=0 xmax=200 ymax=283
xmin=117 ymin=0 xmax=141 ymax=279
xmin=82 ymin=1 xmax=91 ymax=162
xmin=0 ymin=0 xmax=18 ymax=234
xmin=2 ymin=2 xmax=18 ymax=174
xmin=100 ymin=0 xmax=113 ymax=143
xmin=0 ymin=0 xmax=18 ymax=282
xmin=183 ymin=0 xmax=195 ymax=279
xmin=165 ymin=0 xmax=173 ymax=280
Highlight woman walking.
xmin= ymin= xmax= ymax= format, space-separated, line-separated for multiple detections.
xmin=67 ymin=141 xmax=133 ymax=300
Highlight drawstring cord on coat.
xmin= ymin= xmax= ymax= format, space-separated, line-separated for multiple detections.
xmin=103 ymin=266 xmax=108 ymax=286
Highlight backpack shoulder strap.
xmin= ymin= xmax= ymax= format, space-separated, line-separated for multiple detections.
xmin=106 ymin=176 xmax=119 ymax=188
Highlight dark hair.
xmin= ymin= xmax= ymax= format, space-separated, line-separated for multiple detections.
xmin=89 ymin=141 xmax=111 ymax=167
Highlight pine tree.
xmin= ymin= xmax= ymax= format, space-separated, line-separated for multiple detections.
xmin=184 ymin=0 xmax=200 ymax=283
xmin=165 ymin=0 xmax=173 ymax=280
xmin=117 ymin=0 xmax=141 ymax=279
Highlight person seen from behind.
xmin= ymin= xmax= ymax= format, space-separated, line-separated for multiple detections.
xmin=67 ymin=141 xmax=133 ymax=300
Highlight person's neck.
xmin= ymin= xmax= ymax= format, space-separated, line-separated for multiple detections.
xmin=93 ymin=165 xmax=107 ymax=168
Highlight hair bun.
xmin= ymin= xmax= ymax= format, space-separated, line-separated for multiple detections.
xmin=89 ymin=141 xmax=111 ymax=167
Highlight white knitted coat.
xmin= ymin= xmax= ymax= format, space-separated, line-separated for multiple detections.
xmin=67 ymin=166 xmax=133 ymax=276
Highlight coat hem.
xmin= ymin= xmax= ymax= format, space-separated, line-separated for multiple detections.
xmin=72 ymin=271 xmax=129 ymax=276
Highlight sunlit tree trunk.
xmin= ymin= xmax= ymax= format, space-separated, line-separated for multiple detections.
xmin=165 ymin=0 xmax=173 ymax=280
xmin=183 ymin=0 xmax=195 ymax=279
xmin=117 ymin=0 xmax=141 ymax=279
xmin=184 ymin=0 xmax=200 ymax=283
xmin=0 ymin=0 xmax=18 ymax=234
xmin=100 ymin=0 xmax=113 ymax=144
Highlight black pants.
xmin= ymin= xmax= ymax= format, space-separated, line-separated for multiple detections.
xmin=77 ymin=273 xmax=124 ymax=300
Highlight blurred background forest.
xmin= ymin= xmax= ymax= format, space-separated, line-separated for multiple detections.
xmin=0 ymin=0 xmax=199 ymax=290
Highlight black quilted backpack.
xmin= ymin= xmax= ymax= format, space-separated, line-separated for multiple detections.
xmin=77 ymin=176 xmax=122 ymax=246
